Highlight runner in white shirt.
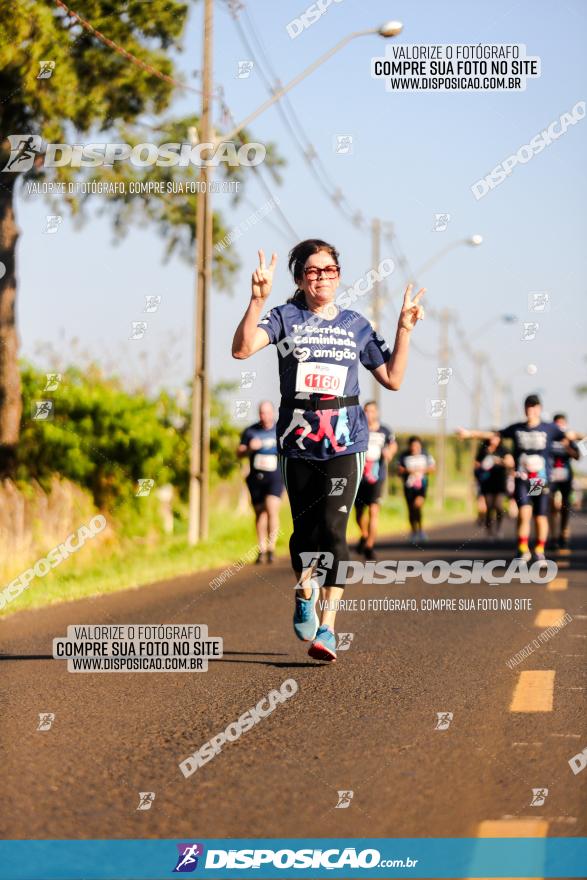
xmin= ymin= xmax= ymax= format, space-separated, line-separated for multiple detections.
xmin=397 ymin=436 xmax=436 ymax=543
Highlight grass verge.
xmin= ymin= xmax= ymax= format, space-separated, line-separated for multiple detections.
xmin=0 ymin=490 xmax=472 ymax=618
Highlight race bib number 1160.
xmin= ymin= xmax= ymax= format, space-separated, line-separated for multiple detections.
xmin=295 ymin=361 xmax=348 ymax=394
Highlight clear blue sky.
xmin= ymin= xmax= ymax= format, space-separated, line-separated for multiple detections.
xmin=16 ymin=0 xmax=587 ymax=432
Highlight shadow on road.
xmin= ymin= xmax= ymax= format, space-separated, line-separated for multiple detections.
xmin=0 ymin=652 xmax=315 ymax=669
xmin=216 ymin=658 xmax=325 ymax=669
xmin=0 ymin=654 xmax=53 ymax=661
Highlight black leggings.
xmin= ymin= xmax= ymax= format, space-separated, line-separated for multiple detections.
xmin=404 ymin=489 xmax=425 ymax=531
xmin=551 ymin=481 xmax=572 ymax=537
xmin=483 ymin=492 xmax=505 ymax=532
xmin=279 ymin=452 xmax=365 ymax=587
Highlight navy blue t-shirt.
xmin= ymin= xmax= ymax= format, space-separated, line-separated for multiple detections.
xmin=549 ymin=438 xmax=578 ymax=484
xmin=363 ymin=424 xmax=395 ymax=484
xmin=239 ymin=422 xmax=280 ymax=480
xmin=398 ymin=450 xmax=435 ymax=490
xmin=500 ymin=421 xmax=566 ymax=483
xmin=258 ymin=301 xmax=391 ymax=460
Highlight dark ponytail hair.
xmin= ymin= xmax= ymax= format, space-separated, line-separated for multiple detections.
xmin=286 ymin=239 xmax=340 ymax=305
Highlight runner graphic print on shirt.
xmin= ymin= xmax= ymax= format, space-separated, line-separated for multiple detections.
xmin=279 ymin=394 xmax=313 ymax=450
xmin=327 ymin=408 xmax=353 ymax=449
xmin=258 ymin=302 xmax=391 ymax=460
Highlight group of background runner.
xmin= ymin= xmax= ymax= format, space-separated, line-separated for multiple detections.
xmin=471 ymin=413 xmax=580 ymax=546
xmin=239 ymin=392 xmax=584 ymax=580
xmin=458 ymin=395 xmax=583 ymax=565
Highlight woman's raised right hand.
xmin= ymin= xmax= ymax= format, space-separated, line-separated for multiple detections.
xmin=251 ymin=249 xmax=277 ymax=303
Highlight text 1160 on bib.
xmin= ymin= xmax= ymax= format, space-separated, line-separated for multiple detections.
xmin=294 ymin=362 xmax=348 ymax=394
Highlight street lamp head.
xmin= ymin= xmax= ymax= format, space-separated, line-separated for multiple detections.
xmin=378 ymin=20 xmax=403 ymax=38
xmin=469 ymin=234 xmax=483 ymax=246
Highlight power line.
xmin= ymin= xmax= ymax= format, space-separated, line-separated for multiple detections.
xmin=215 ymin=96 xmax=301 ymax=241
xmin=233 ymin=9 xmax=358 ymax=223
xmin=51 ymin=0 xmax=298 ymax=245
xmin=53 ymin=0 xmax=215 ymax=99
xmin=240 ymin=196 xmax=294 ymax=243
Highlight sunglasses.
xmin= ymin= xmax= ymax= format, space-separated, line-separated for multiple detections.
xmin=303 ymin=265 xmax=340 ymax=280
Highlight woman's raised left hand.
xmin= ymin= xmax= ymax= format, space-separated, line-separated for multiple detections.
xmin=399 ymin=283 xmax=426 ymax=332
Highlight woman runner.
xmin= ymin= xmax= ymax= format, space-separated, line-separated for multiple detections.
xmin=397 ymin=436 xmax=435 ymax=543
xmin=232 ymin=240 xmax=425 ymax=662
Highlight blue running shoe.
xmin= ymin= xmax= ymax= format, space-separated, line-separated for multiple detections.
xmin=293 ymin=588 xmax=319 ymax=642
xmin=308 ymin=625 xmax=337 ymax=662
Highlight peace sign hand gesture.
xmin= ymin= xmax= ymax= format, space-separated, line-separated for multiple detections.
xmin=251 ymin=249 xmax=278 ymax=303
xmin=399 ymin=283 xmax=426 ymax=332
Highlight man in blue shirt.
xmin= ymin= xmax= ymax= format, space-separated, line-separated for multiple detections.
xmin=237 ymin=401 xmax=284 ymax=564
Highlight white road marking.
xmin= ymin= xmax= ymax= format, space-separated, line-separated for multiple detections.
xmin=510 ymin=670 xmax=555 ymax=712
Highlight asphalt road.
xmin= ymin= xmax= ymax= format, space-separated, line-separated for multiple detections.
xmin=1 ymin=515 xmax=586 ymax=842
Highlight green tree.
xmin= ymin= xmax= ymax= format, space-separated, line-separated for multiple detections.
xmin=20 ymin=362 xmax=187 ymax=511
xmin=20 ymin=362 xmax=241 ymax=512
xmin=76 ymin=116 xmax=283 ymax=289
xmin=209 ymin=380 xmax=241 ymax=480
xmin=0 ymin=0 xmax=284 ymax=475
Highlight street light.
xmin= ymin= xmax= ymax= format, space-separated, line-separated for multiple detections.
xmin=379 ymin=20 xmax=404 ymax=37
xmin=188 ymin=10 xmax=405 ymax=544
xmin=410 ymin=234 xmax=484 ymax=283
xmin=217 ymin=22 xmax=403 ymax=146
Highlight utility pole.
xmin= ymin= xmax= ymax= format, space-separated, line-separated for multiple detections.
xmin=507 ymin=387 xmax=517 ymax=422
xmin=434 ymin=308 xmax=451 ymax=510
xmin=492 ymin=378 xmax=502 ymax=428
xmin=188 ymin=0 xmax=213 ymax=544
xmin=371 ymin=217 xmax=381 ymax=406
xmin=471 ymin=351 xmax=486 ymax=430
